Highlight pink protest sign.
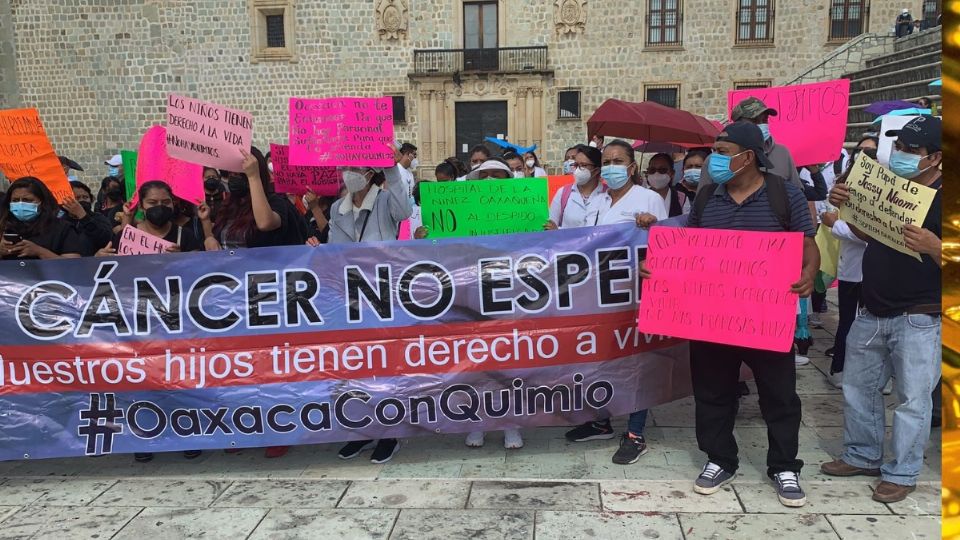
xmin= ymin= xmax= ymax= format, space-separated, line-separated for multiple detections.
xmin=269 ymin=143 xmax=341 ymax=196
xmin=166 ymin=94 xmax=252 ymax=172
xmin=288 ymin=97 xmax=394 ymax=167
xmin=117 ymin=225 xmax=173 ymax=256
xmin=637 ymin=227 xmax=803 ymax=352
xmin=135 ymin=125 xmax=204 ymax=205
xmin=727 ymin=79 xmax=850 ymax=167
xmin=397 ymin=219 xmax=412 ymax=241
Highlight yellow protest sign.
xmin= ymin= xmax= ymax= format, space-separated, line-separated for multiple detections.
xmin=838 ymin=153 xmax=936 ymax=260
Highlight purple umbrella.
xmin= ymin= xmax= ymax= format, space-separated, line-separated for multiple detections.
xmin=863 ymin=100 xmax=918 ymax=116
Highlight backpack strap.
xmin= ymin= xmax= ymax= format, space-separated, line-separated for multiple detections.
xmin=763 ymin=174 xmax=792 ymax=231
xmin=557 ymin=184 xmax=575 ymax=227
xmin=691 ymin=183 xmax=719 ymax=225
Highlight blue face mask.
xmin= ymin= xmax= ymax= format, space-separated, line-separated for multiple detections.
xmin=562 ymin=160 xmax=575 ymax=174
xmin=10 ymin=201 xmax=40 ymax=222
xmin=67 ymin=174 xmax=78 ymax=183
xmin=601 ymin=165 xmax=631 ymax=190
xmin=708 ymin=152 xmax=747 ymax=185
xmin=108 ymin=166 xmax=120 ymax=177
xmin=888 ymin=150 xmax=925 ymax=179
xmin=682 ymin=168 xmax=702 ymax=185
xmin=758 ymin=124 xmax=772 ymax=142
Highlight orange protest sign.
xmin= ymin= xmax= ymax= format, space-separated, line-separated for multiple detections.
xmin=547 ymin=175 xmax=573 ymax=204
xmin=0 ymin=109 xmax=72 ymax=203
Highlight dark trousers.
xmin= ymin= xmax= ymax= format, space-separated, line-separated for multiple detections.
xmin=830 ymin=280 xmax=861 ymax=374
xmin=690 ymin=341 xmax=803 ymax=477
xmin=811 ymin=290 xmax=826 ymax=313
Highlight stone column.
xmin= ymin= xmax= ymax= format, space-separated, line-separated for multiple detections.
xmin=516 ymin=87 xmax=528 ymax=147
xmin=419 ymin=90 xmax=433 ymax=163
xmin=524 ymin=88 xmax=535 ymax=149
xmin=531 ymin=88 xmax=544 ymax=152
xmin=434 ymin=91 xmax=446 ymax=158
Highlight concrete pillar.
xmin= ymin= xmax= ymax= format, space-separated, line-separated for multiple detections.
xmin=516 ymin=88 xmax=528 ymax=147
xmin=435 ymin=91 xmax=446 ymax=158
xmin=532 ymin=89 xmax=544 ymax=151
xmin=420 ymin=90 xmax=433 ymax=163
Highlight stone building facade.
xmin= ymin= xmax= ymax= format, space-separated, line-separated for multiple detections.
xmin=0 ymin=0 xmax=931 ymax=184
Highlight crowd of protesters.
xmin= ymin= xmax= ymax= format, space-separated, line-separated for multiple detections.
xmin=0 ymin=93 xmax=942 ymax=508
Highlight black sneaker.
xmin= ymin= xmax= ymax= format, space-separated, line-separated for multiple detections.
xmin=338 ymin=440 xmax=376 ymax=460
xmin=183 ymin=450 xmax=202 ymax=459
xmin=370 ymin=439 xmax=400 ymax=464
xmin=134 ymin=452 xmax=154 ymax=463
xmin=694 ymin=462 xmax=736 ymax=495
xmin=565 ymin=420 xmax=615 ymax=442
xmin=611 ymin=433 xmax=648 ymax=465
xmin=772 ymin=471 xmax=807 ymax=507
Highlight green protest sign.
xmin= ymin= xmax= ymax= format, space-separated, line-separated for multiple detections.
xmin=120 ymin=150 xmax=137 ymax=199
xmin=419 ymin=177 xmax=548 ymax=238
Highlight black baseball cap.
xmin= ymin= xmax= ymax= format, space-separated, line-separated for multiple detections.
xmin=884 ymin=115 xmax=941 ymax=153
xmin=715 ymin=121 xmax=774 ymax=169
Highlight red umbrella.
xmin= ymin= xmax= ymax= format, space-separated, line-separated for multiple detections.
xmin=587 ymin=100 xmax=720 ymax=145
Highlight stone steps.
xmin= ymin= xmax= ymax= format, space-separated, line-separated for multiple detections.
xmin=849 ymin=50 xmax=941 ymax=81
xmin=836 ymin=27 xmax=942 ymax=144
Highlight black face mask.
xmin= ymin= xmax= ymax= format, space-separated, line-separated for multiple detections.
xmin=227 ymin=176 xmax=249 ymax=197
xmin=106 ymin=188 xmax=123 ymax=200
xmin=204 ymin=178 xmax=222 ymax=191
xmin=79 ymin=201 xmax=93 ymax=214
xmin=861 ymin=148 xmax=878 ymax=160
xmin=144 ymin=205 xmax=175 ymax=227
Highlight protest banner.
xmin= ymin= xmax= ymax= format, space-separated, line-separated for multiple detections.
xmin=727 ymin=79 xmax=850 ymax=166
xmin=0 ymin=108 xmax=72 ymax=202
xmin=166 ymin=94 xmax=252 ymax=172
xmin=547 ymin=175 xmax=573 ymax=204
xmin=116 ymin=225 xmax=174 ymax=256
xmin=269 ymin=143 xmax=341 ymax=196
xmin=877 ymin=115 xmax=917 ymax=167
xmin=288 ymin=96 xmax=394 ymax=168
xmin=120 ymin=150 xmax=138 ymax=199
xmin=419 ymin=177 xmax=549 ymax=238
xmin=838 ymin=153 xmax=937 ymax=260
xmin=0 ymin=224 xmax=690 ymax=460
xmin=134 ymin=125 xmax=204 ymax=205
xmin=638 ymin=227 xmax=802 ymax=352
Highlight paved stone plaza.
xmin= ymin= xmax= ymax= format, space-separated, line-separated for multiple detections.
xmin=0 ymin=291 xmax=941 ymax=539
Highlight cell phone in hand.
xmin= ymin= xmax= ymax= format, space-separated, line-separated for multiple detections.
xmin=3 ymin=233 xmax=22 ymax=244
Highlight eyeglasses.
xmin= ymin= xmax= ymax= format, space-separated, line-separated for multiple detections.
xmin=646 ymin=167 xmax=671 ymax=174
xmin=573 ymin=164 xmax=594 ymax=171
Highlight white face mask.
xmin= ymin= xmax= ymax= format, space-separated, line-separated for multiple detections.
xmin=573 ymin=167 xmax=593 ymax=186
xmin=588 ymin=141 xmax=598 ymax=148
xmin=410 ymin=158 xmax=419 ymax=170
xmin=646 ymin=173 xmax=672 ymax=189
xmin=525 ymin=159 xmax=535 ymax=169
xmin=513 ymin=170 xmax=524 ymax=178
xmin=343 ymin=170 xmax=370 ymax=193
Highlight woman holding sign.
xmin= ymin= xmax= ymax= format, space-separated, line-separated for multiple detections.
xmin=97 ymin=181 xmax=205 ymax=257
xmin=563 ymin=140 xmax=667 ymax=466
xmin=0 ymin=177 xmax=84 ymax=260
xmin=329 ymin=145 xmax=412 ymax=464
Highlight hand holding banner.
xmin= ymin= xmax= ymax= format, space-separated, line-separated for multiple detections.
xmin=117 ymin=225 xmax=173 ymax=256
xmin=727 ymin=79 xmax=850 ymax=166
xmin=166 ymin=94 xmax=252 ymax=172
xmin=288 ymin=97 xmax=394 ymax=167
xmin=419 ymin=178 xmax=549 ymax=238
xmin=638 ymin=227 xmax=802 ymax=352
xmin=838 ymin=153 xmax=937 ymax=260
xmin=0 ymin=108 xmax=72 ymax=202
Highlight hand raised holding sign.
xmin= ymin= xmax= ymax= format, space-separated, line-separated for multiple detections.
xmin=828 ymin=183 xmax=850 ymax=208
xmin=61 ymin=198 xmax=87 ymax=220
xmin=240 ymin=149 xmax=259 ymax=179
xmin=904 ymin=224 xmax=940 ymax=260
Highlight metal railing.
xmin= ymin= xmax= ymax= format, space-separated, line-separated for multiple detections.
xmin=412 ymin=46 xmax=548 ymax=75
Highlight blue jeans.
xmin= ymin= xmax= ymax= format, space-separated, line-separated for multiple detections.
xmin=840 ymin=308 xmax=941 ymax=485
xmin=628 ymin=409 xmax=648 ymax=437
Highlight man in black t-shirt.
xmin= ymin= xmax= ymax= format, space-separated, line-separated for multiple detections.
xmin=821 ymin=116 xmax=943 ymax=504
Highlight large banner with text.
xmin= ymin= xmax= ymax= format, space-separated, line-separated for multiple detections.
xmin=0 ymin=224 xmax=689 ymax=460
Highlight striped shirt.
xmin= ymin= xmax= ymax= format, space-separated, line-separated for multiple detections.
xmin=687 ymin=175 xmax=815 ymax=237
